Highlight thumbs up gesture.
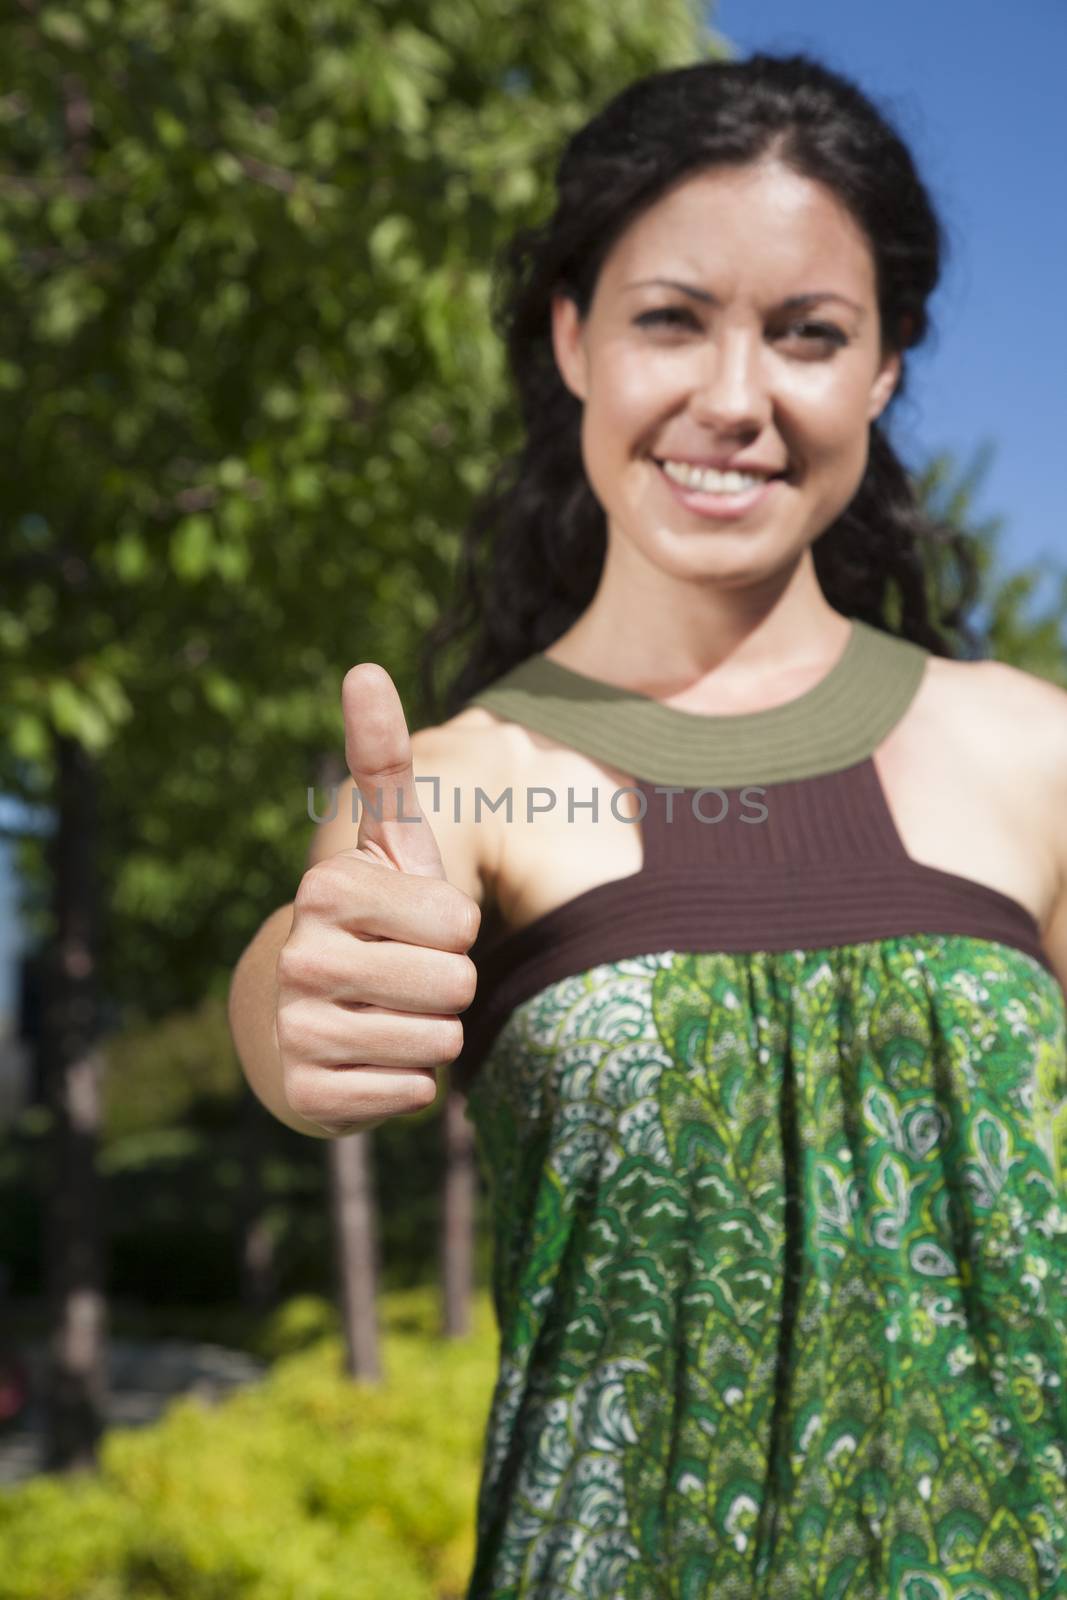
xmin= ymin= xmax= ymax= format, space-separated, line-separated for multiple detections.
xmin=275 ymin=664 xmax=482 ymax=1135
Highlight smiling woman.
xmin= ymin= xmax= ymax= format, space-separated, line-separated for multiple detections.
xmin=390 ymin=48 xmax=1067 ymax=1600
xmin=400 ymin=49 xmax=1067 ymax=1600
xmin=548 ymin=158 xmax=898 ymax=558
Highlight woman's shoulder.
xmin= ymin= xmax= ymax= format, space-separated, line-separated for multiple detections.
xmin=414 ymin=701 xmax=537 ymax=766
xmin=928 ymin=651 xmax=1067 ymax=747
xmin=924 ymin=650 xmax=1067 ymax=854
xmin=422 ymin=701 xmax=529 ymax=737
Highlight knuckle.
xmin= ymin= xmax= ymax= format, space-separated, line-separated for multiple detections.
xmin=274 ymin=1000 xmax=306 ymax=1058
xmin=406 ymin=1074 xmax=439 ymax=1112
xmin=293 ymin=863 xmax=331 ymax=914
xmin=282 ymin=1067 xmax=323 ymax=1122
xmin=275 ymin=996 xmax=335 ymax=1064
xmin=428 ymin=1016 xmax=465 ymax=1065
xmin=460 ymin=896 xmax=482 ymax=947
xmin=276 ymin=941 xmax=319 ymax=992
xmin=363 ymin=753 xmax=411 ymax=784
xmin=295 ymin=857 xmax=357 ymax=914
xmin=438 ymin=885 xmax=480 ymax=949
xmin=452 ymin=956 xmax=478 ymax=1012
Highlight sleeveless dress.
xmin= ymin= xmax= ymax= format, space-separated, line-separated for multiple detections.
xmin=449 ymin=616 xmax=1067 ymax=1600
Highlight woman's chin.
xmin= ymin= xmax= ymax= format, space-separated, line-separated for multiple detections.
xmin=619 ymin=521 xmax=795 ymax=582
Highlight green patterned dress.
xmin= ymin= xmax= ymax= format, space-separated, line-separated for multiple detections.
xmin=450 ymin=617 xmax=1067 ymax=1600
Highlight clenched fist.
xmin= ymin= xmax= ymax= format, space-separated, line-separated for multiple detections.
xmin=275 ymin=664 xmax=481 ymax=1135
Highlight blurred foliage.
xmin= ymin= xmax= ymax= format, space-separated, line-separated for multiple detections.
xmin=1 ymin=1003 xmax=488 ymax=1302
xmin=102 ymin=993 xmax=243 ymax=1139
xmin=913 ymin=440 xmax=1067 ymax=681
xmin=0 ymin=0 xmax=715 ymax=1024
xmin=255 ymin=1291 xmax=341 ymax=1360
xmin=0 ymin=1285 xmax=499 ymax=1600
xmin=1 ymin=931 xmax=484 ymax=1315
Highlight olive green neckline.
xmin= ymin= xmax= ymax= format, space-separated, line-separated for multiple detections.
xmin=536 ymin=617 xmax=864 ymax=728
xmin=464 ymin=616 xmax=930 ymax=787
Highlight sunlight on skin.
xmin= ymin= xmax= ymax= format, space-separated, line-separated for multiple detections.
xmin=546 ymin=157 xmax=903 ymax=702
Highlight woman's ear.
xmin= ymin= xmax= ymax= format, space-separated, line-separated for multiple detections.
xmin=868 ymin=347 xmax=903 ymax=423
xmin=550 ymin=290 xmax=588 ymax=403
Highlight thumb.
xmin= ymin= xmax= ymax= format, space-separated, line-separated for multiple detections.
xmin=341 ymin=663 xmax=448 ymax=881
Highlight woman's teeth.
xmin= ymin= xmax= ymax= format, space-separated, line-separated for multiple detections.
xmin=659 ymin=460 xmax=774 ymax=494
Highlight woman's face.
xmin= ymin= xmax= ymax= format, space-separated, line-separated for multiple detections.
xmin=550 ymin=159 xmax=903 ymax=587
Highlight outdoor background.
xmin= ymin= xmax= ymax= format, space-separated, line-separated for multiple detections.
xmin=1 ymin=1 xmax=1064 ymax=1597
xmin=4 ymin=0 xmax=1066 ymax=1071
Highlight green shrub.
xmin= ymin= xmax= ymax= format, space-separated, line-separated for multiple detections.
xmin=0 ymin=1286 xmax=498 ymax=1600
xmin=254 ymin=1293 xmax=340 ymax=1360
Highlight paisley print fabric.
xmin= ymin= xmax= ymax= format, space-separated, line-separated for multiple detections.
xmin=461 ymin=936 xmax=1067 ymax=1599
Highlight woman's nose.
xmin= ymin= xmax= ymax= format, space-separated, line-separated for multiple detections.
xmin=688 ymin=333 xmax=771 ymax=434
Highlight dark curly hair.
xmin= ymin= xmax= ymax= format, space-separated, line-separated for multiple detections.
xmin=418 ymin=51 xmax=983 ymax=724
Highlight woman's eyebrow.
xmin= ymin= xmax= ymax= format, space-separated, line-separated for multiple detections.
xmin=622 ymin=277 xmax=866 ymax=317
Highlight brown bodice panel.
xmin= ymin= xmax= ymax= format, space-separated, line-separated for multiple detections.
xmin=451 ymin=758 xmax=1052 ymax=1096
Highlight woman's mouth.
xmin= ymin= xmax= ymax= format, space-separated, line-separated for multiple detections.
xmin=651 ymin=458 xmax=788 ymax=521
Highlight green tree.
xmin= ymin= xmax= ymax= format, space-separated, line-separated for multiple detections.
xmin=913 ymin=439 xmax=1067 ymax=680
xmin=0 ymin=0 xmax=713 ymax=1471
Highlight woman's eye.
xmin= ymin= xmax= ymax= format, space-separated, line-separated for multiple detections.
xmin=633 ymin=309 xmax=849 ymax=350
xmin=788 ymin=321 xmax=848 ymax=348
xmin=634 ymin=308 xmax=695 ymax=330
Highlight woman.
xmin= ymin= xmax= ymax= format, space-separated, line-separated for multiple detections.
xmin=232 ymin=49 xmax=1067 ymax=1599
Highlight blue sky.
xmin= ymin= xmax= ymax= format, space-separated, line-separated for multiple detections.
xmin=1 ymin=1 xmax=1064 ymax=1020
xmin=712 ymin=0 xmax=1066 ymax=601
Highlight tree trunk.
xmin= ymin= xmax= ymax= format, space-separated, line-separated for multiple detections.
xmin=328 ymin=1131 xmax=381 ymax=1381
xmin=440 ymin=1080 xmax=476 ymax=1336
xmin=41 ymin=732 xmax=109 ymax=1475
